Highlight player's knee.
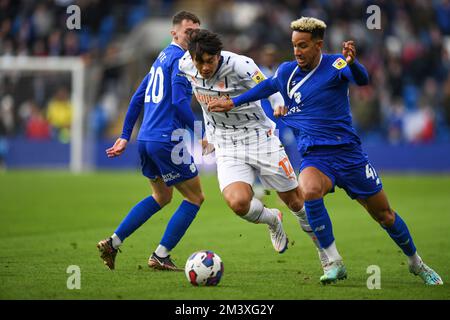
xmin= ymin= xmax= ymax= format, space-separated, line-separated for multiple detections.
xmin=153 ymin=193 xmax=172 ymax=207
xmin=188 ymin=192 xmax=205 ymax=207
xmin=227 ymin=197 xmax=251 ymax=216
xmin=375 ymin=208 xmax=395 ymax=227
xmin=302 ymin=186 xmax=323 ymax=201
xmin=288 ymin=199 xmax=304 ymax=212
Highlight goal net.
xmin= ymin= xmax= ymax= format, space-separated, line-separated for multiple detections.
xmin=0 ymin=56 xmax=86 ymax=172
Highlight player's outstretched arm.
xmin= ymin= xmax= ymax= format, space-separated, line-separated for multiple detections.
xmin=106 ymin=74 xmax=148 ymax=158
xmin=341 ymin=40 xmax=369 ymax=86
xmin=106 ymin=138 xmax=128 ymax=158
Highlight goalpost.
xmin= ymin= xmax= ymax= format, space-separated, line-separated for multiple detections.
xmin=0 ymin=56 xmax=86 ymax=172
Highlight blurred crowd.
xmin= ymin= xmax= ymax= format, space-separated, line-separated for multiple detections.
xmin=0 ymin=0 xmax=174 ymax=149
xmin=1 ymin=0 xmax=450 ymax=149
xmin=207 ymin=0 xmax=450 ymax=144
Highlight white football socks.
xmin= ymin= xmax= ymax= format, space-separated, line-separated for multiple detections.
xmin=155 ymin=244 xmax=170 ymax=258
xmin=292 ymin=207 xmax=329 ymax=267
xmin=407 ymin=252 xmax=423 ymax=270
xmin=111 ymin=233 xmax=122 ymax=249
xmin=292 ymin=207 xmax=322 ymax=249
xmin=241 ymin=198 xmax=277 ymax=226
xmin=323 ymin=241 xmax=342 ymax=263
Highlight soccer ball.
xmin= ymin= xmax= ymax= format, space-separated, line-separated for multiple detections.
xmin=185 ymin=250 xmax=224 ymax=286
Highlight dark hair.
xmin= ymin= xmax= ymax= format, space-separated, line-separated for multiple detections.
xmin=172 ymin=11 xmax=200 ymax=25
xmin=187 ymin=29 xmax=223 ymax=61
xmin=308 ymin=28 xmax=325 ymax=40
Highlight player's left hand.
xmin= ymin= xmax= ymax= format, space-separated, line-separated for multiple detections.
xmin=106 ymin=138 xmax=128 ymax=158
xmin=208 ymin=97 xmax=234 ymax=112
xmin=200 ymin=138 xmax=215 ymax=156
xmin=274 ymin=106 xmax=288 ymax=118
xmin=342 ymin=40 xmax=356 ymax=64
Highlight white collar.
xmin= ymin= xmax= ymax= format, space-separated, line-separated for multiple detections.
xmin=287 ymin=54 xmax=323 ymax=99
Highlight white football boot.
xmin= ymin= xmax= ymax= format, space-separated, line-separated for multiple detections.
xmin=267 ymin=209 xmax=288 ymax=253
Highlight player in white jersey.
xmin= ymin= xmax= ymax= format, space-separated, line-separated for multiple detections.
xmin=178 ymin=29 xmax=329 ymax=264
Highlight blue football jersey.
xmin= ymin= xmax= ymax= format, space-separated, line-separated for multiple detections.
xmin=121 ymin=42 xmax=193 ymax=142
xmin=271 ymin=54 xmax=365 ymax=155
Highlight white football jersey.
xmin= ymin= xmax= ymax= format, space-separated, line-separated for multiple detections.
xmin=178 ymin=50 xmax=284 ymax=148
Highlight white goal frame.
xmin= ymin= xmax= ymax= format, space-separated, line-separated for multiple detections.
xmin=0 ymin=56 xmax=86 ymax=172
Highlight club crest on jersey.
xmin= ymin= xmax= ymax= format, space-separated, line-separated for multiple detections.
xmin=294 ymin=91 xmax=302 ymax=104
xmin=251 ymin=70 xmax=265 ymax=84
xmin=217 ymin=81 xmax=225 ymax=89
xmin=332 ymin=58 xmax=347 ymax=70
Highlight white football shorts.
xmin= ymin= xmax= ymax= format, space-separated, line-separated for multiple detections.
xmin=215 ymin=133 xmax=298 ymax=192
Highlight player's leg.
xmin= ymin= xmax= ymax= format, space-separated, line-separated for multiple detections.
xmin=222 ymin=181 xmax=288 ymax=253
xmin=358 ymin=190 xmax=443 ymax=285
xmin=149 ymin=175 xmax=204 ymax=271
xmin=299 ymin=166 xmax=347 ymax=283
xmin=148 ymin=141 xmax=203 ymax=271
xmin=277 ymin=186 xmax=329 ymax=269
xmin=112 ymin=177 xmax=172 ymax=248
xmin=265 ymin=146 xmax=329 ymax=264
xmin=222 ymin=181 xmax=254 ymax=216
xmin=97 ymin=142 xmax=171 ymax=270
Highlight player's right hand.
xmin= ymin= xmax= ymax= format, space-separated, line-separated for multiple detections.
xmin=106 ymin=138 xmax=128 ymax=158
xmin=274 ymin=106 xmax=288 ymax=118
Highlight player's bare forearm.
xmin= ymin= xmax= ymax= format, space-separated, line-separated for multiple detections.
xmin=106 ymin=138 xmax=128 ymax=158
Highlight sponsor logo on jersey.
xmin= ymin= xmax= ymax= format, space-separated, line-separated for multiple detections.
xmin=189 ymin=163 xmax=197 ymax=173
xmin=332 ymin=57 xmax=347 ymax=70
xmin=251 ymin=70 xmax=265 ymax=84
xmin=194 ymin=92 xmax=230 ymax=105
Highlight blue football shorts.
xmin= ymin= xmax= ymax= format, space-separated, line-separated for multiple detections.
xmin=138 ymin=140 xmax=198 ymax=186
xmin=299 ymin=143 xmax=383 ymax=199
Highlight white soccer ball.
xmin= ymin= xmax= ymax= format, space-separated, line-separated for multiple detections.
xmin=185 ymin=250 xmax=224 ymax=286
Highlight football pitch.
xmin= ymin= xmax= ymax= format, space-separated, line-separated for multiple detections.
xmin=1 ymin=170 xmax=449 ymax=300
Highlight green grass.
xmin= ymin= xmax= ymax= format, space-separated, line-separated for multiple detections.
xmin=0 ymin=170 xmax=449 ymax=300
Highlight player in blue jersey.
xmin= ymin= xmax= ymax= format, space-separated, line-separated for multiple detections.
xmin=97 ymin=11 xmax=203 ymax=271
xmin=208 ymin=17 xmax=443 ymax=285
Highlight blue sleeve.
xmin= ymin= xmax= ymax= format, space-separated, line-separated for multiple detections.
xmin=232 ymin=77 xmax=278 ymax=106
xmin=172 ymin=59 xmax=197 ymax=134
xmin=340 ymin=59 xmax=369 ymax=86
xmin=120 ymin=74 xmax=148 ymax=141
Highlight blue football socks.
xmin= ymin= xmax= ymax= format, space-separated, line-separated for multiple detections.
xmin=304 ymin=198 xmax=335 ymax=249
xmin=115 ymin=196 xmax=161 ymax=242
xmin=382 ymin=212 xmax=417 ymax=256
xmin=160 ymin=200 xmax=200 ymax=250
